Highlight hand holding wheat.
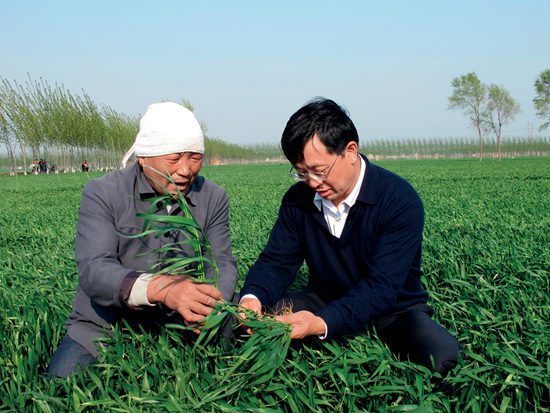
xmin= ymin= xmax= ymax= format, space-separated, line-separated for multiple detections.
xmin=147 ymin=275 xmax=222 ymax=326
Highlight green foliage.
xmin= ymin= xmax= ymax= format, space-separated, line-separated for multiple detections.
xmin=0 ymin=159 xmax=549 ymax=411
xmin=0 ymin=74 xmax=139 ymax=170
xmin=0 ymin=74 xmax=287 ymax=172
xmin=359 ymin=136 xmax=550 ymax=158
xmin=126 ymin=168 xmax=293 ymax=391
xmin=533 ymin=69 xmax=550 ymax=131
xmin=1 ymin=73 xmax=547 ymax=175
xmin=484 ymin=84 xmax=521 ymax=160
xmin=448 ymin=72 xmax=486 ymax=131
xmin=448 ymin=72 xmax=488 ymax=159
xmin=448 ymin=73 xmax=529 ymax=161
xmin=204 ymin=138 xmax=284 ymax=163
xmin=126 ymin=189 xmax=217 ymax=282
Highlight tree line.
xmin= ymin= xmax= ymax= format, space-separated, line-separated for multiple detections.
xmin=448 ymin=69 xmax=550 ymax=160
xmin=0 ymin=75 xmax=138 ymax=173
xmin=1 ymin=72 xmax=549 ymax=174
xmin=360 ymin=136 xmax=548 ymax=159
xmin=0 ymin=75 xmax=285 ymax=174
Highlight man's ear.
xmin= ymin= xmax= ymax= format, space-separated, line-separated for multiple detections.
xmin=137 ymin=157 xmax=144 ymax=167
xmin=345 ymin=141 xmax=359 ymax=163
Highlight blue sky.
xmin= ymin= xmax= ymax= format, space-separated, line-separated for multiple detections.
xmin=1 ymin=0 xmax=549 ymax=145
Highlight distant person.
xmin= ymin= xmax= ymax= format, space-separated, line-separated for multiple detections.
xmin=47 ymin=102 xmax=238 ymax=378
xmin=240 ymin=98 xmax=461 ymax=376
xmin=81 ymin=160 xmax=89 ymax=172
xmin=40 ymin=158 xmax=48 ymax=174
xmin=31 ymin=159 xmax=39 ymax=175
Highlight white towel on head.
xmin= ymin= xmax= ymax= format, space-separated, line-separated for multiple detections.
xmin=122 ymin=102 xmax=204 ymax=167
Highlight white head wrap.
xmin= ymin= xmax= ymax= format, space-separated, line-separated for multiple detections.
xmin=121 ymin=102 xmax=204 ymax=167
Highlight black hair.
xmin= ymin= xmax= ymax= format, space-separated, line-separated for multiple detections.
xmin=280 ymin=97 xmax=359 ymax=165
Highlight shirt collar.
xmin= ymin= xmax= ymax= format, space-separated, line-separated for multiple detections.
xmin=313 ymin=155 xmax=366 ymax=211
xmin=185 ymin=176 xmax=203 ymax=206
xmin=355 ymin=154 xmax=379 ymax=205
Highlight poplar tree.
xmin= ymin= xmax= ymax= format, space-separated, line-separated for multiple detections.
xmin=484 ymin=84 xmax=520 ymax=161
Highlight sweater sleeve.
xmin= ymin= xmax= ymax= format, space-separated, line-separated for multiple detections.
xmin=241 ymin=202 xmax=305 ymax=307
xmin=316 ymin=194 xmax=425 ymax=338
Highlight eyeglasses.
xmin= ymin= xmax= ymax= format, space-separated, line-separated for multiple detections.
xmin=289 ymin=154 xmax=340 ymax=183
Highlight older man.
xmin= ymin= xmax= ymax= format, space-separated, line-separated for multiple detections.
xmin=47 ymin=102 xmax=238 ymax=378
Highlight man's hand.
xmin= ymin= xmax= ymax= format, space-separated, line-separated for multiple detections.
xmin=238 ymin=296 xmax=262 ymax=335
xmin=147 ymin=275 xmax=222 ymax=326
xmin=276 ymin=310 xmax=327 ymax=339
xmin=239 ymin=296 xmax=262 ymax=315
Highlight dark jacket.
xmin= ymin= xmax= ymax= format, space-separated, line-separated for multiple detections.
xmin=241 ymin=155 xmax=428 ymax=338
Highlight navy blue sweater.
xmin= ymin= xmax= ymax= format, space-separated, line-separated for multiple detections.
xmin=241 ymin=155 xmax=429 ymax=338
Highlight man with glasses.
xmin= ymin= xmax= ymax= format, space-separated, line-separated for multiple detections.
xmin=239 ymin=98 xmax=461 ymax=376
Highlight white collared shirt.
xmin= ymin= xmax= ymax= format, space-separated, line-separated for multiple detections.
xmin=313 ymin=156 xmax=366 ymax=238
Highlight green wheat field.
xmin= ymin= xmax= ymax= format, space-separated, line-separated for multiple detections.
xmin=0 ymin=158 xmax=548 ymax=412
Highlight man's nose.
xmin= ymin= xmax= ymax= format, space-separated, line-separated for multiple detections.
xmin=174 ymin=160 xmax=191 ymax=176
xmin=305 ymin=175 xmax=322 ymax=189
